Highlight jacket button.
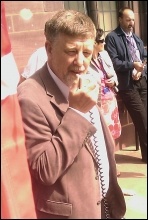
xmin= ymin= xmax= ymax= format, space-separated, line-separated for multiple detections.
xmin=97 ymin=201 xmax=101 ymax=205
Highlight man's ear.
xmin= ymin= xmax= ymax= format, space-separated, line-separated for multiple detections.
xmin=45 ymin=40 xmax=52 ymax=54
xmin=119 ymin=17 xmax=122 ymax=24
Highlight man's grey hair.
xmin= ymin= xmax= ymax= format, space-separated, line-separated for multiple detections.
xmin=44 ymin=10 xmax=96 ymax=42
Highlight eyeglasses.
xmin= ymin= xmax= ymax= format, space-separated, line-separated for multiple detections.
xmin=97 ymin=39 xmax=105 ymax=44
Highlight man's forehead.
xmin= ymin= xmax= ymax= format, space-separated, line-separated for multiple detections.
xmin=57 ymin=34 xmax=94 ymax=45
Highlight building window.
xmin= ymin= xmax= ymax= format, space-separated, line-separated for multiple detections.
xmin=97 ymin=1 xmax=117 ymax=37
xmin=64 ymin=1 xmax=118 ymax=38
xmin=64 ymin=1 xmax=87 ymax=14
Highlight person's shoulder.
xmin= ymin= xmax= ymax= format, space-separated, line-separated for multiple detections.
xmin=30 ymin=46 xmax=46 ymax=59
xmin=99 ymin=50 xmax=110 ymax=59
xmin=100 ymin=50 xmax=113 ymax=65
xmin=26 ymin=46 xmax=46 ymax=59
xmin=18 ymin=75 xmax=36 ymax=89
xmin=100 ymin=50 xmax=108 ymax=56
xmin=106 ymin=26 xmax=121 ymax=37
xmin=35 ymin=47 xmax=47 ymax=63
xmin=18 ymin=73 xmax=40 ymax=99
xmin=36 ymin=46 xmax=46 ymax=55
xmin=133 ymin=33 xmax=144 ymax=43
xmin=21 ymin=46 xmax=47 ymax=79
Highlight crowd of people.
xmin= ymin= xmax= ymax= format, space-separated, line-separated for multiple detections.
xmin=16 ymin=6 xmax=146 ymax=219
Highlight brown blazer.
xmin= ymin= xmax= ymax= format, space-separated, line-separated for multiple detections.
xmin=17 ymin=63 xmax=126 ymax=219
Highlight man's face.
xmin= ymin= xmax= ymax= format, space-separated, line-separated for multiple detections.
xmin=46 ymin=33 xmax=94 ymax=87
xmin=119 ymin=9 xmax=135 ymax=34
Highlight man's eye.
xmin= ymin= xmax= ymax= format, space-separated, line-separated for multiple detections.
xmin=67 ymin=51 xmax=76 ymax=55
xmin=83 ymin=52 xmax=92 ymax=57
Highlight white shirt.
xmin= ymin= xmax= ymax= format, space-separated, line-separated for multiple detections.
xmin=22 ymin=47 xmax=47 ymax=79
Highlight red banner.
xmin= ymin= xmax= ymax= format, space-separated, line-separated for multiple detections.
xmin=1 ymin=1 xmax=37 ymax=218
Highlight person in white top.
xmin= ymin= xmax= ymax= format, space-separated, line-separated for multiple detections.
xmin=21 ymin=46 xmax=47 ymax=82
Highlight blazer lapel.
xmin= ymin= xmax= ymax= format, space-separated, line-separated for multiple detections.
xmin=39 ymin=64 xmax=68 ymax=115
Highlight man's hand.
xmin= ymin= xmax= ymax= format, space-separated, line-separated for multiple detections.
xmin=105 ymin=77 xmax=115 ymax=88
xmin=132 ymin=71 xmax=142 ymax=80
xmin=69 ymin=74 xmax=99 ymax=113
xmin=134 ymin=62 xmax=145 ymax=72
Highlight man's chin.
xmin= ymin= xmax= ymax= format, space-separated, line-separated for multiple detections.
xmin=128 ymin=27 xmax=133 ymax=31
xmin=65 ymin=74 xmax=78 ymax=87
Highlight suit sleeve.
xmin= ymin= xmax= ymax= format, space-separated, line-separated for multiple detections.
xmin=18 ymin=94 xmax=96 ymax=186
xmin=105 ymin=34 xmax=134 ymax=73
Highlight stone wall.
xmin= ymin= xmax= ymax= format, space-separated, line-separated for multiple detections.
xmin=5 ymin=1 xmax=64 ymax=74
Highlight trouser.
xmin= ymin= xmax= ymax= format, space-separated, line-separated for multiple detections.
xmin=118 ymin=76 xmax=147 ymax=161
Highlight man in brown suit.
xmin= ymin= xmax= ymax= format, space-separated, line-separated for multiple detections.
xmin=17 ymin=10 xmax=126 ymax=219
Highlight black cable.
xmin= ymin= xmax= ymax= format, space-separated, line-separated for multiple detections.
xmin=89 ymin=110 xmax=110 ymax=219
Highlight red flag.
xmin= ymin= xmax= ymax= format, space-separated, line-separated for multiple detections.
xmin=1 ymin=1 xmax=37 ymax=218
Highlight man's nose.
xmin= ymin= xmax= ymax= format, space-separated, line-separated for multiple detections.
xmin=74 ymin=52 xmax=84 ymax=66
xmin=130 ymin=20 xmax=134 ymax=26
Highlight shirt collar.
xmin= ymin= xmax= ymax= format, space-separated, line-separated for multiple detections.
xmin=121 ymin=27 xmax=133 ymax=38
xmin=46 ymin=63 xmax=69 ymax=100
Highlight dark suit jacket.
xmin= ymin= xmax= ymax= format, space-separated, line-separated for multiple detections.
xmin=17 ymin=63 xmax=126 ymax=219
xmin=105 ymin=26 xmax=147 ymax=90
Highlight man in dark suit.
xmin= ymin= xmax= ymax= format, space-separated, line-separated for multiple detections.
xmin=17 ymin=10 xmax=126 ymax=219
xmin=105 ymin=7 xmax=147 ymax=163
